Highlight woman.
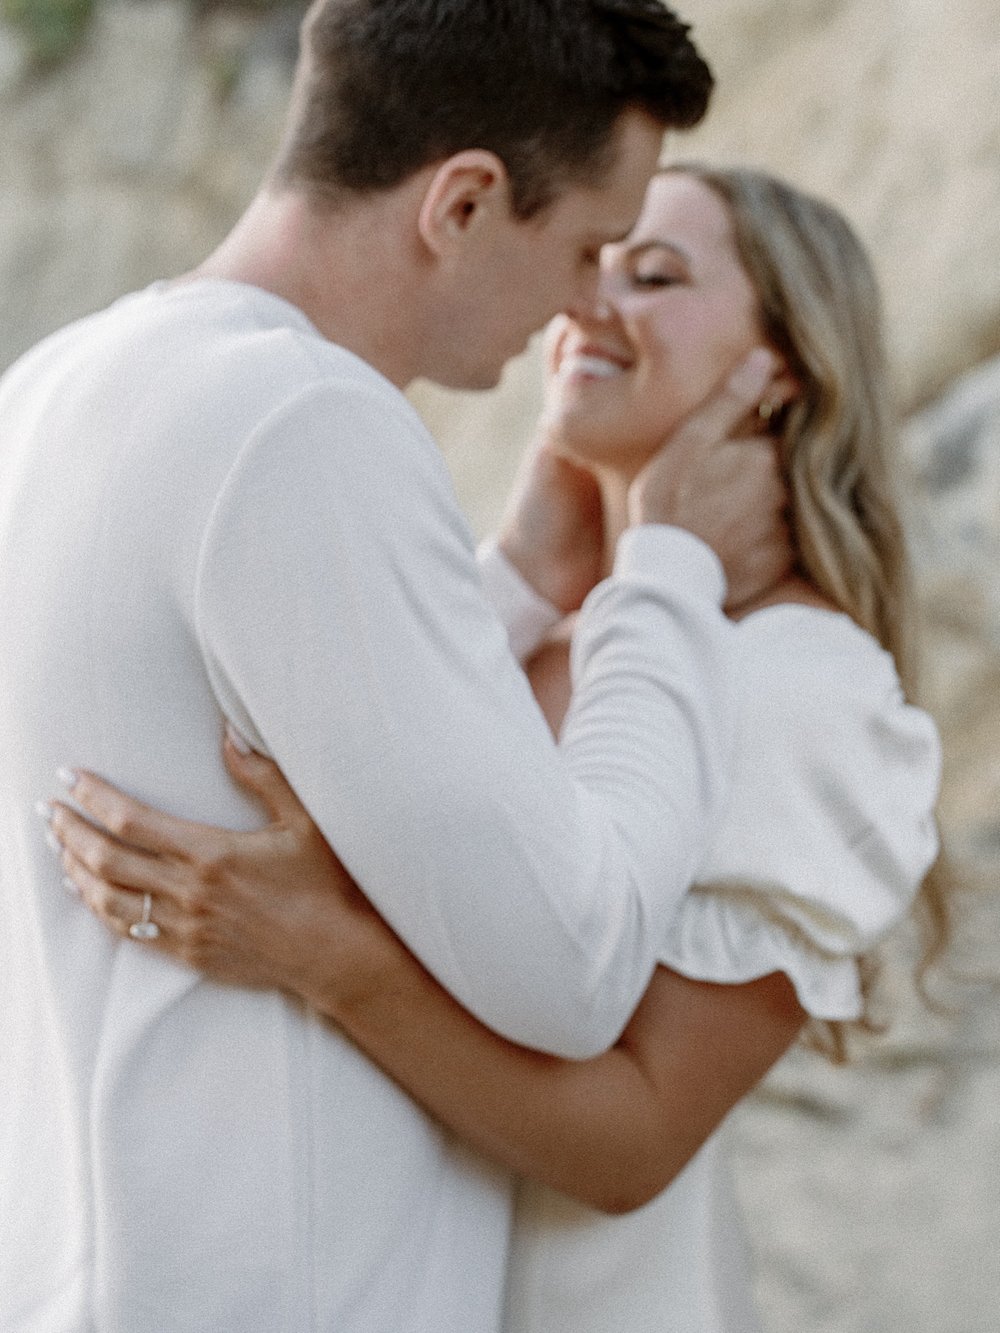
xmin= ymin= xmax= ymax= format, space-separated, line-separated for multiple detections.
xmin=50 ymin=166 xmax=942 ymax=1331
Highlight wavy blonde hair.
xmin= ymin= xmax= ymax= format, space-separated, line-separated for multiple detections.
xmin=666 ymin=164 xmax=948 ymax=1058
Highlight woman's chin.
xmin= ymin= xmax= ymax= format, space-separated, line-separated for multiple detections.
xmin=543 ymin=391 xmax=670 ymax=475
xmin=546 ymin=400 xmax=622 ymax=450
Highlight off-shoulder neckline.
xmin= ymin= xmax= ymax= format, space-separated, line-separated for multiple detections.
xmin=735 ymin=600 xmax=895 ymax=659
xmin=737 ymin=601 xmax=858 ymax=631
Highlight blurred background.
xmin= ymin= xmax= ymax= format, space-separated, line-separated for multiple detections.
xmin=2 ymin=2 xmax=998 ymax=1328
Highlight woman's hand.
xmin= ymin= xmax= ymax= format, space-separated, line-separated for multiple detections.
xmin=496 ymin=438 xmax=605 ymax=616
xmin=48 ymin=730 xmax=407 ymax=1012
xmin=493 ymin=317 xmax=607 ymax=615
xmin=47 ymin=734 xmax=806 ymax=1214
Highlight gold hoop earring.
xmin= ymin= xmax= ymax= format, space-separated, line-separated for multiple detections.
xmin=757 ymin=399 xmax=777 ymax=424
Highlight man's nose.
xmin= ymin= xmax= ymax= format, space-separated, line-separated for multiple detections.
xmin=564 ymin=276 xmax=616 ymax=327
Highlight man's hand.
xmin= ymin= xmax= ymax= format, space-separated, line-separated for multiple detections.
xmin=629 ymin=348 xmax=794 ymax=612
xmin=497 ymin=437 xmax=605 ymax=615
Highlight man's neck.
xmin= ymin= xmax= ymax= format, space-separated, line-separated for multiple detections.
xmin=188 ymin=186 xmax=428 ymax=388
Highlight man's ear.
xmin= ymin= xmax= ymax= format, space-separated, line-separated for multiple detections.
xmin=417 ymin=150 xmax=511 ymax=260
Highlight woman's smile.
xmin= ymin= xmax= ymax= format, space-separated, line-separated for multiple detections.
xmin=555 ymin=339 xmax=634 ymax=383
xmin=545 ymin=172 xmax=771 ymax=472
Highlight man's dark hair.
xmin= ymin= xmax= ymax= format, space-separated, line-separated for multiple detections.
xmin=273 ymin=0 xmax=713 ymax=216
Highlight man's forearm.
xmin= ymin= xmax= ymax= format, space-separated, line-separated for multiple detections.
xmin=198 ymin=390 xmax=733 ymax=1057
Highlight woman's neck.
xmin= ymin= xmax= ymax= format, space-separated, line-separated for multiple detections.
xmin=594 ymin=466 xmax=634 ymax=580
xmin=591 ymin=460 xmax=835 ymax=621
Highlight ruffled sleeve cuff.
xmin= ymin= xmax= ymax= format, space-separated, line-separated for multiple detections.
xmin=659 ymin=887 xmax=864 ymax=1020
xmin=656 ymin=606 xmax=942 ymax=1021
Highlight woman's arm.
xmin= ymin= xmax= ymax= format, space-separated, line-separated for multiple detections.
xmin=323 ymin=939 xmax=804 ymax=1214
xmin=49 ymin=735 xmax=804 ymax=1215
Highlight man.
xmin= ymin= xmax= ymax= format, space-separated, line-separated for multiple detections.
xmin=0 ymin=3 xmax=784 ymax=1328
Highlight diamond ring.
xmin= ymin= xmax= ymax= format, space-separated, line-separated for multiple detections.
xmin=129 ymin=892 xmax=161 ymax=941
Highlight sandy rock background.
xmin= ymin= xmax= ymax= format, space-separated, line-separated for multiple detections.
xmin=1 ymin=3 xmax=998 ymax=1328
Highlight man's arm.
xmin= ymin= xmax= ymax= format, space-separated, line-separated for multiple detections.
xmin=193 ymin=354 xmax=783 ymax=1058
xmin=189 ymin=382 xmax=728 ymax=1057
xmin=50 ymin=745 xmax=805 ymax=1215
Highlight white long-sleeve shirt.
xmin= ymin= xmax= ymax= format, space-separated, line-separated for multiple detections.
xmin=0 ymin=279 xmax=732 ymax=1331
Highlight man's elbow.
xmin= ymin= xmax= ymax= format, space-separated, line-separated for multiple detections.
xmin=456 ymin=906 xmax=653 ymax=1057
xmin=492 ymin=983 xmax=637 ymax=1062
xmin=492 ymin=1009 xmax=625 ymax=1062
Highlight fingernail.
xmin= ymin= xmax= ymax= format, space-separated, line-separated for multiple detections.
xmin=57 ymin=767 xmax=78 ymax=792
xmin=34 ymin=802 xmax=60 ymax=855
xmin=225 ymin=722 xmax=252 ymax=755
xmin=63 ymin=875 xmax=81 ymax=898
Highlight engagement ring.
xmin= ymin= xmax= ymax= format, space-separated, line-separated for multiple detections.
xmin=129 ymin=892 xmax=161 ymax=941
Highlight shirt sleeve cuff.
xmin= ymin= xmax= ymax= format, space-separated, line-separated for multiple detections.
xmin=476 ymin=538 xmax=564 ymax=663
xmin=614 ymin=526 xmax=727 ymax=606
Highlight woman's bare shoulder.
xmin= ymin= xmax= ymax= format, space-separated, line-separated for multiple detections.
xmin=730 ymin=574 xmax=840 ymax=620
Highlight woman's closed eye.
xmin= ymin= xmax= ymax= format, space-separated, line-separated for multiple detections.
xmin=613 ymin=238 xmax=692 ymax=291
xmin=629 ymin=270 xmax=683 ymax=289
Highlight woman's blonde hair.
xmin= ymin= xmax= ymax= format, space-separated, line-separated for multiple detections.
xmin=666 ymin=164 xmax=948 ymax=1058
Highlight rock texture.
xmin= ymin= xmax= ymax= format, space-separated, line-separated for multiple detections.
xmin=684 ymin=0 xmax=1000 ymax=409
xmin=1 ymin=4 xmax=999 ymax=1331
xmin=906 ymin=356 xmax=1000 ymax=865
xmin=0 ymin=2 xmax=296 ymax=374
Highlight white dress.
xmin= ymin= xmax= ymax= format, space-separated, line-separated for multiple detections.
xmin=504 ymin=603 xmax=942 ymax=1333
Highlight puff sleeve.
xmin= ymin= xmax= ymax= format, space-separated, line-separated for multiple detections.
xmin=659 ymin=605 xmax=942 ymax=1019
